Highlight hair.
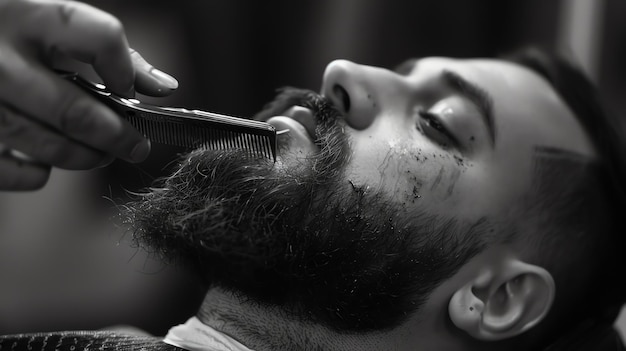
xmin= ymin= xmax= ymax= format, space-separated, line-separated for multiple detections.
xmin=503 ymin=48 xmax=626 ymax=342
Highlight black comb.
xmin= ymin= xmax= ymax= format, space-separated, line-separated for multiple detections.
xmin=58 ymin=71 xmax=277 ymax=162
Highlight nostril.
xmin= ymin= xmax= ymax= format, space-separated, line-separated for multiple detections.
xmin=332 ymin=84 xmax=351 ymax=113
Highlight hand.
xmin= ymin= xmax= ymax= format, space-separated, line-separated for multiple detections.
xmin=0 ymin=0 xmax=179 ymax=190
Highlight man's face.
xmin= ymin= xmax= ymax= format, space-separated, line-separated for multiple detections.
xmin=269 ymin=57 xmax=595 ymax=225
xmin=126 ymin=57 xmax=595 ymax=333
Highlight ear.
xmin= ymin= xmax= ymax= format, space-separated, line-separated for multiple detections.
xmin=448 ymin=258 xmax=555 ymax=341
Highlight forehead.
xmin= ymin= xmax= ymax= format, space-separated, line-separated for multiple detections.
xmin=399 ymin=57 xmax=558 ymax=105
xmin=400 ymin=57 xmax=558 ymax=110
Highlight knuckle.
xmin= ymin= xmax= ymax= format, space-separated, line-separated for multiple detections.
xmin=55 ymin=1 xmax=78 ymax=26
xmin=55 ymin=96 xmax=127 ymax=151
xmin=97 ymin=14 xmax=125 ymax=47
xmin=38 ymin=134 xmax=107 ymax=170
xmin=56 ymin=96 xmax=96 ymax=134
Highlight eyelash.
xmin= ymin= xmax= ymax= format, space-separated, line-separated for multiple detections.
xmin=418 ymin=110 xmax=446 ymax=131
xmin=416 ymin=109 xmax=458 ymax=149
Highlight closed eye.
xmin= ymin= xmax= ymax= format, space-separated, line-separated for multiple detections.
xmin=417 ymin=109 xmax=460 ymax=149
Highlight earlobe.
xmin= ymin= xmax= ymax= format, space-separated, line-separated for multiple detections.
xmin=448 ymin=259 xmax=555 ymax=341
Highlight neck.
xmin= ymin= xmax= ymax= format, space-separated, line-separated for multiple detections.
xmin=196 ymin=288 xmax=409 ymax=351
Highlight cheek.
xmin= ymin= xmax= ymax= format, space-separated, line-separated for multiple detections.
xmin=345 ymin=134 xmax=470 ymax=207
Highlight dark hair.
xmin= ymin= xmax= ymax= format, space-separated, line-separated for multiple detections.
xmin=503 ymin=48 xmax=626 ymax=207
xmin=503 ymin=48 xmax=626 ymax=341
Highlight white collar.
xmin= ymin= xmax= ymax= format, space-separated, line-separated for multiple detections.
xmin=163 ymin=316 xmax=254 ymax=351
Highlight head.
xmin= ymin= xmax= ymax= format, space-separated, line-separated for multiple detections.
xmin=123 ymin=48 xmax=624 ymax=350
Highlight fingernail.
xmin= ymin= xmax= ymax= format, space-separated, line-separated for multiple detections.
xmin=130 ymin=139 xmax=151 ymax=163
xmin=150 ymin=68 xmax=179 ymax=90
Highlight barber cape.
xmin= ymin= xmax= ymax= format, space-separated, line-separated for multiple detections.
xmin=0 ymin=317 xmax=252 ymax=351
xmin=0 ymin=317 xmax=623 ymax=350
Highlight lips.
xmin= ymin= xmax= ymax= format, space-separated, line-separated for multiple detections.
xmin=275 ymin=106 xmax=317 ymax=139
xmin=267 ymin=105 xmax=319 ymax=150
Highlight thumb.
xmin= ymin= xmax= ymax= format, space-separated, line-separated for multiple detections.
xmin=129 ymin=48 xmax=179 ymax=97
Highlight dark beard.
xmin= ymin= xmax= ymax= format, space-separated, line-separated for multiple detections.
xmin=122 ymin=88 xmax=485 ymax=332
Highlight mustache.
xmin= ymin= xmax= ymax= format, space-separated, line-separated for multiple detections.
xmin=253 ymin=87 xmax=330 ymax=122
xmin=253 ymin=87 xmax=342 ymax=134
xmin=254 ymin=87 xmax=351 ymax=178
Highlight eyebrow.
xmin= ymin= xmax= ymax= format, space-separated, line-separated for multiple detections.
xmin=441 ymin=70 xmax=496 ymax=145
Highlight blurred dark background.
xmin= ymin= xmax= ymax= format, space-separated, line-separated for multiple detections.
xmin=0 ymin=0 xmax=624 ymax=337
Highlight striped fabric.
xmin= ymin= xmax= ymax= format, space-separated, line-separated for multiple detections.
xmin=0 ymin=331 xmax=187 ymax=351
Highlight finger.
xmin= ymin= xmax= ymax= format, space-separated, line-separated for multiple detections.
xmin=130 ymin=48 xmax=178 ymax=97
xmin=19 ymin=0 xmax=135 ymax=96
xmin=0 ymin=52 xmax=150 ymax=163
xmin=0 ymin=104 xmax=113 ymax=170
xmin=0 ymin=148 xmax=51 ymax=191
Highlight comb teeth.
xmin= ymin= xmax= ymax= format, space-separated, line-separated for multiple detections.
xmin=124 ymin=111 xmax=276 ymax=160
xmin=59 ymin=71 xmax=278 ymax=162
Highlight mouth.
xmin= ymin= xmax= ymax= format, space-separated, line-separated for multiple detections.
xmin=253 ymin=87 xmax=346 ymax=161
xmin=267 ymin=105 xmax=319 ymax=150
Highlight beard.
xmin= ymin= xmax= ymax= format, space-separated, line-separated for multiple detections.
xmin=122 ymin=88 xmax=484 ymax=332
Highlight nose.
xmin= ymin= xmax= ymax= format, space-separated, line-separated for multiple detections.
xmin=321 ymin=59 xmax=407 ymax=130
